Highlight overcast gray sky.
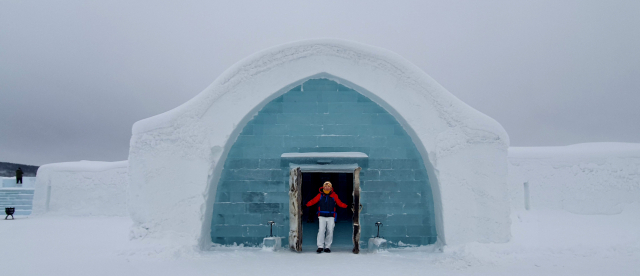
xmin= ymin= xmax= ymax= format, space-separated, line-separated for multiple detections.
xmin=1 ymin=0 xmax=639 ymax=166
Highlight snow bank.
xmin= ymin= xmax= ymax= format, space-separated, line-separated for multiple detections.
xmin=32 ymin=160 xmax=129 ymax=216
xmin=128 ymin=39 xmax=510 ymax=248
xmin=508 ymin=143 xmax=640 ymax=215
xmin=2 ymin=210 xmax=639 ymax=276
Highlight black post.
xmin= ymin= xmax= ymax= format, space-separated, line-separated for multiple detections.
xmin=267 ymin=221 xmax=275 ymax=237
xmin=375 ymin=222 xmax=383 ymax=238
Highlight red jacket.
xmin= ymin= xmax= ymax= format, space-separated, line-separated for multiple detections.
xmin=306 ymin=187 xmax=348 ymax=209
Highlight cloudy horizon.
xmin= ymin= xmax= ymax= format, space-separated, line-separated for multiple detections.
xmin=1 ymin=0 xmax=639 ymax=166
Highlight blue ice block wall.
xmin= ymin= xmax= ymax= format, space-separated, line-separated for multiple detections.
xmin=210 ymin=79 xmax=437 ymax=246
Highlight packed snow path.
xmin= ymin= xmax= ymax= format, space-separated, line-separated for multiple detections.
xmin=1 ymin=207 xmax=638 ymax=276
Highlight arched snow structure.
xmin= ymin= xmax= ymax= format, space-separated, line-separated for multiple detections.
xmin=128 ymin=39 xmax=510 ymax=250
xmin=211 ymin=78 xmax=439 ymax=248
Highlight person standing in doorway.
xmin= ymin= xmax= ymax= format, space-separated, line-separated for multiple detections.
xmin=305 ymin=181 xmax=347 ymax=253
xmin=16 ymin=167 xmax=23 ymax=184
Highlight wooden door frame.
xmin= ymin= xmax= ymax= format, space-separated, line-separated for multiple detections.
xmin=352 ymin=167 xmax=362 ymax=254
xmin=288 ymin=167 xmax=303 ymax=252
xmin=288 ymin=165 xmax=362 ymax=253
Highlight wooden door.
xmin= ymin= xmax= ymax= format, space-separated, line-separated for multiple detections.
xmin=352 ymin=167 xmax=362 ymax=254
xmin=288 ymin=167 xmax=303 ymax=252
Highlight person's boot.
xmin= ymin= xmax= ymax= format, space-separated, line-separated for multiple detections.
xmin=323 ymin=248 xmax=331 ymax=253
xmin=316 ymin=248 xmax=323 ymax=253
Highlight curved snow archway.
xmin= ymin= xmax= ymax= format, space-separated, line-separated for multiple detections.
xmin=210 ymin=77 xmax=439 ymax=247
xmin=128 ymin=39 xmax=510 ymax=250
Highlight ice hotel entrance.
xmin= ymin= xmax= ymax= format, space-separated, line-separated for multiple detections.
xmin=127 ymin=40 xmax=511 ymax=252
xmin=210 ymin=78 xmax=438 ymax=250
xmin=286 ymin=155 xmax=362 ymax=253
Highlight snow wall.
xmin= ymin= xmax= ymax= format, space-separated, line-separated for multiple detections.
xmin=32 ymin=161 xmax=129 ymax=216
xmin=128 ymin=39 xmax=511 ymax=249
xmin=2 ymin=176 xmax=36 ymax=188
xmin=508 ymin=143 xmax=640 ymax=214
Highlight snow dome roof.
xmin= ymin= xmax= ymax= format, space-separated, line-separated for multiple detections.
xmin=132 ymin=39 xmax=508 ymax=147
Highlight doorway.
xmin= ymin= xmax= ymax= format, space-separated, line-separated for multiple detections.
xmin=301 ymin=173 xmax=354 ymax=249
xmin=289 ymin=166 xmax=362 ymax=253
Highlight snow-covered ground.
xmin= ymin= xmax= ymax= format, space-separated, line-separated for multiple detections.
xmin=2 ymin=205 xmax=638 ymax=276
xmin=2 ymin=142 xmax=636 ymax=275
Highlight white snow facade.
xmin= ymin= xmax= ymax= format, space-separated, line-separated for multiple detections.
xmin=509 ymin=143 xmax=640 ymax=215
xmin=127 ymin=39 xmax=511 ymax=249
xmin=32 ymin=161 xmax=128 ymax=216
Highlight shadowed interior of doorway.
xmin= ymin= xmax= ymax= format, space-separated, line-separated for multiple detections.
xmin=301 ymin=172 xmax=353 ymax=250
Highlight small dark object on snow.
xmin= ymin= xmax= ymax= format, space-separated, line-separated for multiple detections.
xmin=375 ymin=222 xmax=384 ymax=238
xmin=316 ymin=248 xmax=323 ymax=253
xmin=5 ymin=207 xmax=15 ymax=220
xmin=323 ymin=248 xmax=331 ymax=253
xmin=267 ymin=221 xmax=275 ymax=237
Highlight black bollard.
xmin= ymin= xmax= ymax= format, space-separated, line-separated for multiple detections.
xmin=267 ymin=221 xmax=275 ymax=237
xmin=375 ymin=222 xmax=383 ymax=238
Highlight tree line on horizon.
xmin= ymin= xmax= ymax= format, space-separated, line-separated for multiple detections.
xmin=0 ymin=162 xmax=38 ymax=177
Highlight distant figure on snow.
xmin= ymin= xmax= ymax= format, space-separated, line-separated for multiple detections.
xmin=16 ymin=167 xmax=23 ymax=184
xmin=305 ymin=181 xmax=347 ymax=253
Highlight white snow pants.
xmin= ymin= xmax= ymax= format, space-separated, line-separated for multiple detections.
xmin=317 ymin=216 xmax=335 ymax=248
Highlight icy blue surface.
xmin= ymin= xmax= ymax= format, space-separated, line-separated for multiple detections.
xmin=2 ymin=177 xmax=36 ymax=188
xmin=0 ymin=188 xmax=34 ymax=216
xmin=211 ymin=79 xmax=437 ymax=246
